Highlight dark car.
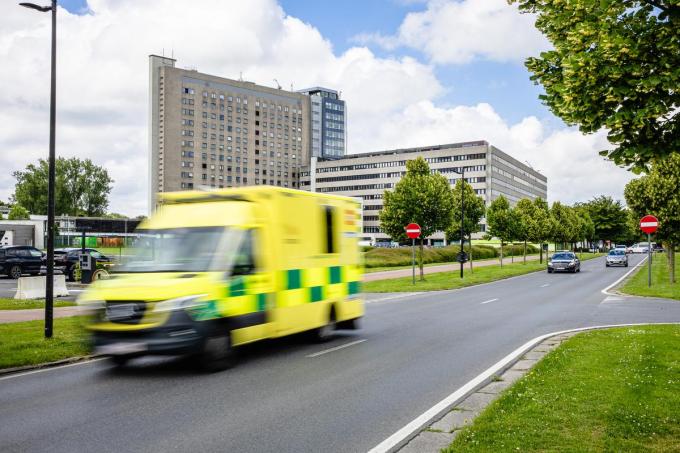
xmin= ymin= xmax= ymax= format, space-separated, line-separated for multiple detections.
xmin=548 ymin=251 xmax=580 ymax=273
xmin=0 ymin=245 xmax=45 ymax=279
xmin=55 ymin=248 xmax=111 ymax=282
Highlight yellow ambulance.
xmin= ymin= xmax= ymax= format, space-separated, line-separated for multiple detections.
xmin=78 ymin=187 xmax=364 ymax=370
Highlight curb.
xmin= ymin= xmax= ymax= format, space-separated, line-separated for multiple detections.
xmin=369 ymin=322 xmax=680 ymax=453
xmin=0 ymin=354 xmax=100 ymax=378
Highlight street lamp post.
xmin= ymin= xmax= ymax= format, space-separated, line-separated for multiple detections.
xmin=20 ymin=0 xmax=57 ymax=338
xmin=458 ymin=167 xmax=465 ymax=279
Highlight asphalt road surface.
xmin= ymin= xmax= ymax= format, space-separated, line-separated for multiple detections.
xmin=2 ymin=255 xmax=679 ymax=453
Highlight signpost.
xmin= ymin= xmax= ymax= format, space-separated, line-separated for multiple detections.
xmin=406 ymin=223 xmax=421 ymax=285
xmin=639 ymin=215 xmax=658 ymax=288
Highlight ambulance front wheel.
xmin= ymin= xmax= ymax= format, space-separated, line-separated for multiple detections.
xmin=198 ymin=332 xmax=236 ymax=372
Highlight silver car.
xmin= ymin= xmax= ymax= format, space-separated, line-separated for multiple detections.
xmin=606 ymin=249 xmax=628 ymax=267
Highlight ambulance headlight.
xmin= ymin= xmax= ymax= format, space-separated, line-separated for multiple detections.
xmin=153 ymin=295 xmax=208 ymax=313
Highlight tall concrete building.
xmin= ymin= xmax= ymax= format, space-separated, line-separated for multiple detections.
xmin=296 ymin=87 xmax=346 ymax=158
xmin=148 ymin=55 xmax=311 ymax=209
xmin=300 ymin=141 xmax=547 ymax=245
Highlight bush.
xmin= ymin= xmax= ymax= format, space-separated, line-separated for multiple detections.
xmin=364 ymin=243 xmax=540 ymax=268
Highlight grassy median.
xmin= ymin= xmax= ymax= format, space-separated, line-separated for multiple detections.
xmin=0 ymin=317 xmax=91 ymax=369
xmin=0 ymin=298 xmax=76 ymax=310
xmin=445 ymin=325 xmax=680 ymax=452
xmin=364 ymin=260 xmax=547 ymax=292
xmin=621 ymin=253 xmax=680 ymax=301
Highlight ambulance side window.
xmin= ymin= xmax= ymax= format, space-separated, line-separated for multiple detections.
xmin=232 ymin=230 xmax=256 ymax=275
xmin=323 ymin=206 xmax=336 ymax=254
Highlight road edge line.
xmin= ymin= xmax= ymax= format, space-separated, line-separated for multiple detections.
xmin=601 ymin=256 xmax=648 ymax=296
xmin=367 ymin=321 xmax=679 ymax=453
xmin=0 ymin=355 xmax=104 ymax=381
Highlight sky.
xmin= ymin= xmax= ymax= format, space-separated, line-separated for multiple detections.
xmin=1 ymin=0 xmax=636 ymax=216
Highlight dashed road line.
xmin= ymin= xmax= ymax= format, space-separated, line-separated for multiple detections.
xmin=540 ymin=283 xmax=550 ymax=288
xmin=479 ymin=298 xmax=499 ymax=305
xmin=306 ymin=339 xmax=367 ymax=358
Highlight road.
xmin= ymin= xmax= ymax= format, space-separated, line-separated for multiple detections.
xmin=1 ymin=255 xmax=679 ymax=453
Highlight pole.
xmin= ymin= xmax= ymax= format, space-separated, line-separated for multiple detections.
xmin=44 ymin=0 xmax=57 ymax=339
xmin=648 ymin=233 xmax=651 ymax=287
xmin=459 ymin=168 xmax=464 ymax=279
xmin=412 ymin=238 xmax=415 ymax=285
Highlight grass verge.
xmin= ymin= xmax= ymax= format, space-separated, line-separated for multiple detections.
xmin=0 ymin=316 xmax=91 ymax=369
xmin=445 ymin=325 xmax=680 ymax=452
xmin=0 ymin=298 xmax=76 ymax=310
xmin=363 ymin=260 xmax=547 ymax=292
xmin=620 ymin=253 xmax=679 ymax=301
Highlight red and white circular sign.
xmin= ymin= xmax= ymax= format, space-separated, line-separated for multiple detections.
xmin=640 ymin=215 xmax=658 ymax=234
xmin=405 ymin=223 xmax=421 ymax=239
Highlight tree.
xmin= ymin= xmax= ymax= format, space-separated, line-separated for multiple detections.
xmin=486 ymin=195 xmax=514 ymax=267
xmin=531 ymin=198 xmax=554 ymax=264
xmin=578 ymin=196 xmax=630 ymax=244
xmin=445 ymin=179 xmax=486 ymax=272
xmin=510 ymin=0 xmax=680 ymax=170
xmin=624 ymin=154 xmax=680 ymax=283
xmin=7 ymin=204 xmax=30 ymax=220
xmin=12 ymin=157 xmax=113 ymax=217
xmin=380 ymin=157 xmax=454 ymax=279
xmin=515 ymin=198 xmax=537 ymax=264
xmin=551 ymin=202 xmax=579 ymax=251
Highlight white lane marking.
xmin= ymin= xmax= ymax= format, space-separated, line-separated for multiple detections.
xmin=306 ymin=339 xmax=367 ymax=358
xmin=367 ymin=322 xmax=680 ymax=453
xmin=479 ymin=298 xmax=499 ymax=305
xmin=0 ymin=358 xmax=106 ymax=381
xmin=601 ymin=296 xmax=624 ymax=303
xmin=365 ymin=293 xmax=424 ymax=304
xmin=540 ymin=283 xmax=550 ymax=288
xmin=601 ymin=256 xmax=647 ymax=296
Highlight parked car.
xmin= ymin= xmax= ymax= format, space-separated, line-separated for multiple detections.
xmin=54 ymin=248 xmax=111 ymax=282
xmin=0 ymin=245 xmax=45 ymax=279
xmin=548 ymin=251 xmax=580 ymax=273
xmin=629 ymin=243 xmax=650 ymax=254
xmin=606 ymin=249 xmax=628 ymax=267
xmin=652 ymin=243 xmax=664 ymax=253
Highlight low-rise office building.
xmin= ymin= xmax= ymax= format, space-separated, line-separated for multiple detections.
xmin=300 ymin=141 xmax=547 ymax=244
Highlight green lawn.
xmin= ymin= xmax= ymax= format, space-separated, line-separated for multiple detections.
xmin=0 ymin=298 xmax=76 ymax=310
xmin=364 ymin=260 xmax=547 ymax=292
xmin=620 ymin=253 xmax=679 ymax=300
xmin=445 ymin=325 xmax=680 ymax=453
xmin=0 ymin=317 xmax=91 ymax=369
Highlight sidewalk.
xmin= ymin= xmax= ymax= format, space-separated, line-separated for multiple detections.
xmin=0 ymin=306 xmax=82 ymax=324
xmin=364 ymin=254 xmax=542 ymax=282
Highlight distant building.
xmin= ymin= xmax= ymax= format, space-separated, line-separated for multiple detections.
xmin=149 ymin=55 xmax=313 ymax=209
xmin=300 ymin=141 xmax=548 ymax=245
xmin=296 ymin=87 xmax=346 ymax=158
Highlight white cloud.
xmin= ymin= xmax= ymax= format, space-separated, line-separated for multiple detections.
xmin=355 ymin=0 xmax=550 ymax=64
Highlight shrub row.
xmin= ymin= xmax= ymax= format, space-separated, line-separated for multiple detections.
xmin=364 ymin=244 xmax=539 ymax=268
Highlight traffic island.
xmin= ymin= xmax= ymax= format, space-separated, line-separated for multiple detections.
xmin=400 ymin=325 xmax=680 ymax=452
xmin=620 ymin=252 xmax=680 ymax=301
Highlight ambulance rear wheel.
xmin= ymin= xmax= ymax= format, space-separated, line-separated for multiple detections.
xmin=311 ymin=307 xmax=336 ymax=342
xmin=198 ymin=332 xmax=236 ymax=372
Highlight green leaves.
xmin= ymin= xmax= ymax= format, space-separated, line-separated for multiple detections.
xmin=7 ymin=204 xmax=30 ymax=220
xmin=12 ymin=157 xmax=114 ymax=217
xmin=379 ymin=157 xmax=454 ymax=242
xmin=446 ymin=179 xmax=486 ymax=243
xmin=510 ymin=0 xmax=680 ymax=170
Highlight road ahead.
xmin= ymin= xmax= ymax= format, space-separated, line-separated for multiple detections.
xmin=2 ymin=255 xmax=679 ymax=453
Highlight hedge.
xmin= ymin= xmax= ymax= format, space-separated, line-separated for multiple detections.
xmin=364 ymin=244 xmax=539 ymax=268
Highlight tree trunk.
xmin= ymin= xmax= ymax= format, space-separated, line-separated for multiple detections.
xmin=511 ymin=243 xmax=514 ymax=263
xmin=523 ymin=240 xmax=527 ymax=264
xmin=539 ymin=243 xmax=543 ymax=264
xmin=419 ymin=238 xmax=424 ymax=281
xmin=671 ymin=242 xmax=676 ymax=284
xmin=500 ymin=241 xmax=504 ymax=268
